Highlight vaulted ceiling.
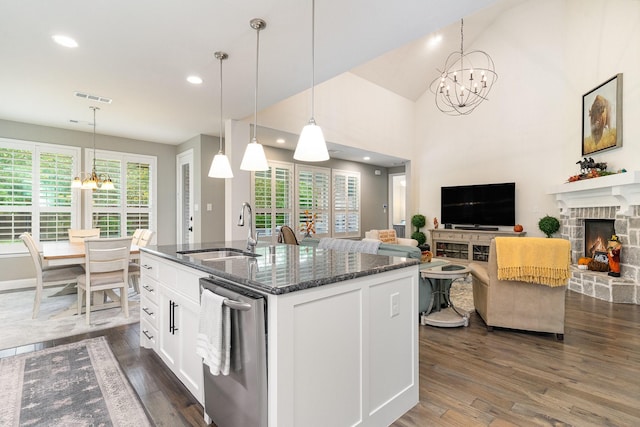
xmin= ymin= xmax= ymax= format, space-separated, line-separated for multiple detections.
xmin=0 ymin=0 xmax=501 ymax=152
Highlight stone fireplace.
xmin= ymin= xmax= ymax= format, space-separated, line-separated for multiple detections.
xmin=548 ymin=172 xmax=640 ymax=304
xmin=584 ymin=219 xmax=615 ymax=258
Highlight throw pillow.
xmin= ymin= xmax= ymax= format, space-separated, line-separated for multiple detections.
xmin=377 ymin=229 xmax=397 ymax=244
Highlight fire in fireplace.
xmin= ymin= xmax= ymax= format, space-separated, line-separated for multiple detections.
xmin=584 ymin=219 xmax=615 ymax=258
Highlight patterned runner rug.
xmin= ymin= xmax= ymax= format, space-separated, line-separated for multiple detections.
xmin=0 ymin=336 xmax=151 ymax=426
xmin=0 ymin=286 xmax=139 ymax=350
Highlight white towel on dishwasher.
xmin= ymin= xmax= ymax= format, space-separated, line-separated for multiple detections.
xmin=196 ymin=289 xmax=231 ymax=375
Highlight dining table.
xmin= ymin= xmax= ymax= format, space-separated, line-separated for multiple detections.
xmin=41 ymin=240 xmax=140 ymax=318
xmin=42 ymin=240 xmax=140 ymax=267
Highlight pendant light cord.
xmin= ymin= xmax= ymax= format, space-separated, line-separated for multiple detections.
xmin=219 ymin=55 xmax=224 ymax=154
xmin=253 ymin=25 xmax=260 ymax=141
xmin=310 ymin=0 xmax=316 ymax=121
xmin=91 ymin=106 xmax=98 ymax=172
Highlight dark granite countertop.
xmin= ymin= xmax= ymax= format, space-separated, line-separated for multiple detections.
xmin=140 ymin=240 xmax=419 ymax=295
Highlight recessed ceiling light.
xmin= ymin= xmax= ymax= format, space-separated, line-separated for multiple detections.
xmin=363 ymin=156 xmax=371 ymax=161
xmin=276 ymin=138 xmax=285 ymax=144
xmin=427 ymin=34 xmax=443 ymax=49
xmin=187 ymin=75 xmax=203 ymax=85
xmin=52 ymin=35 xmax=78 ymax=48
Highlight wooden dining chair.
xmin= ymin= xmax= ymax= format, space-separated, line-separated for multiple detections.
xmin=77 ymin=237 xmax=132 ymax=325
xmin=20 ymin=232 xmax=85 ymax=319
xmin=128 ymin=229 xmax=154 ymax=293
xmin=68 ymin=228 xmax=101 ymax=243
xmin=130 ymin=228 xmax=143 ymax=246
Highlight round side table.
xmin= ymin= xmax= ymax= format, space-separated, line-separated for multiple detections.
xmin=420 ymin=263 xmax=470 ymax=327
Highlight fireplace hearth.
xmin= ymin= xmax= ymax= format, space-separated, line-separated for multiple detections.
xmin=549 ymin=172 xmax=640 ymax=304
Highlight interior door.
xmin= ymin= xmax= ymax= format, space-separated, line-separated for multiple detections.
xmin=176 ymin=150 xmax=194 ymax=244
xmin=388 ymin=173 xmax=407 ymax=237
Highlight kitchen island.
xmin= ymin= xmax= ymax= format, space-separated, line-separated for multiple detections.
xmin=139 ymin=241 xmax=419 ymax=427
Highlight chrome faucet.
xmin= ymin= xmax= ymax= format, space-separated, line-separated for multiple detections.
xmin=238 ymin=201 xmax=257 ymax=252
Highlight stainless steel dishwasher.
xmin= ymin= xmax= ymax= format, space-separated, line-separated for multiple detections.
xmin=199 ymin=276 xmax=268 ymax=427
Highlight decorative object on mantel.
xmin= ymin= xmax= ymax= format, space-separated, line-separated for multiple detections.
xmin=430 ymin=18 xmax=497 ymax=116
xmin=433 ymin=217 xmax=439 ymax=229
xmin=607 ymin=234 xmax=622 ymax=277
xmin=513 ymin=224 xmax=524 ymax=232
xmin=538 ymin=215 xmax=560 ymax=238
xmin=567 ymin=157 xmax=626 ymax=182
xmin=582 ymin=73 xmax=623 ymax=156
xmin=411 ymin=214 xmax=427 ymax=246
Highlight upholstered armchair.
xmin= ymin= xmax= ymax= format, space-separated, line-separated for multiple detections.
xmin=364 ymin=229 xmax=418 ymax=247
xmin=469 ymin=238 xmax=570 ymax=341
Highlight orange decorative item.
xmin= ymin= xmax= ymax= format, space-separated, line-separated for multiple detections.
xmin=607 ymin=235 xmax=621 ymax=277
xmin=300 ymin=210 xmax=317 ymax=238
xmin=513 ymin=224 xmax=523 ymax=232
xmin=578 ymin=257 xmax=592 ymax=265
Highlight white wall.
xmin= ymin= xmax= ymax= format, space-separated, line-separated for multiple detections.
xmin=415 ymin=0 xmax=640 ymax=238
xmin=259 ymin=73 xmax=416 ymax=160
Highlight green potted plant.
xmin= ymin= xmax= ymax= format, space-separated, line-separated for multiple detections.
xmin=411 ymin=214 xmax=427 ymax=247
xmin=538 ymin=215 xmax=560 ymax=238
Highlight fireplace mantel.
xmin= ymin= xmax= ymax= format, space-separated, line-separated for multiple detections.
xmin=548 ymin=171 xmax=640 ymax=216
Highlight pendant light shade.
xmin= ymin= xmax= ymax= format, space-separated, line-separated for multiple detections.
xmin=208 ymin=51 xmax=234 ymax=178
xmin=240 ymin=138 xmax=269 ymax=171
xmin=294 ymin=0 xmax=329 ymax=162
xmin=240 ymin=18 xmax=269 ymax=172
xmin=295 ymin=119 xmax=329 ymax=161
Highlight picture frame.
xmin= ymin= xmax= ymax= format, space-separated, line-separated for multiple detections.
xmin=582 ymin=73 xmax=623 ymax=156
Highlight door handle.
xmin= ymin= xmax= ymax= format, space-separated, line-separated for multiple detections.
xmin=188 ymin=227 xmax=193 ymax=232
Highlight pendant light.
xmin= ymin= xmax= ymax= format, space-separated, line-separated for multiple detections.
xmin=208 ymin=51 xmax=234 ymax=178
xmin=240 ymin=18 xmax=269 ymax=172
xmin=294 ymin=0 xmax=329 ymax=162
xmin=71 ymin=106 xmax=115 ymax=190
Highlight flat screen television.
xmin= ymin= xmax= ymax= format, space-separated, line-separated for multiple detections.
xmin=440 ymin=182 xmax=515 ymax=229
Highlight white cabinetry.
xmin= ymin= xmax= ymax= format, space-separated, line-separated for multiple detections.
xmin=431 ymin=229 xmax=525 ymax=263
xmin=139 ymin=252 xmax=207 ymax=403
xmin=267 ymin=266 xmax=419 ymax=427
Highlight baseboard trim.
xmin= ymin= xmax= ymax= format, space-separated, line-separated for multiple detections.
xmin=0 ymin=278 xmax=36 ymax=292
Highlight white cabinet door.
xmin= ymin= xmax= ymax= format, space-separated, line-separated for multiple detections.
xmin=159 ymin=284 xmax=203 ymax=400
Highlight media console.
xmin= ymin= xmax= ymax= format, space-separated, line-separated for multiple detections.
xmin=431 ymin=228 xmax=526 ymax=263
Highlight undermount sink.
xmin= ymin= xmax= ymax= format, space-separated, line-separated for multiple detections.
xmin=177 ymin=248 xmax=259 ymax=262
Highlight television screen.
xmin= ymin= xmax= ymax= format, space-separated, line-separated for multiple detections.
xmin=441 ymin=182 xmax=515 ymax=228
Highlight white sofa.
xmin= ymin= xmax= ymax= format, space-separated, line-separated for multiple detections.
xmin=364 ymin=229 xmax=418 ymax=247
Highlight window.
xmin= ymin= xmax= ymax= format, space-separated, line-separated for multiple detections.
xmin=251 ymin=161 xmax=361 ymax=240
xmin=333 ymin=169 xmax=360 ymax=238
xmin=296 ymin=165 xmax=331 ymax=236
xmin=86 ymin=150 xmax=155 ymax=239
xmin=0 ymin=138 xmax=80 ymax=252
xmin=252 ymin=161 xmax=293 ymax=238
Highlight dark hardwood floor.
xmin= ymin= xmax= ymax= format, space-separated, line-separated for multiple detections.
xmin=2 ymin=290 xmax=639 ymax=426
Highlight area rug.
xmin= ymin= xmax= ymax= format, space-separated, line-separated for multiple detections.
xmin=0 ymin=336 xmax=151 ymax=426
xmin=0 ymin=286 xmax=140 ymax=350
xmin=449 ymin=276 xmax=475 ymax=313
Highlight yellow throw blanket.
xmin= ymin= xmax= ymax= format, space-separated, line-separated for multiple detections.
xmin=495 ymin=237 xmax=571 ymax=287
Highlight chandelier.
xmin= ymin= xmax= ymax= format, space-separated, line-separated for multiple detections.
xmin=430 ymin=18 xmax=497 ymax=116
xmin=71 ymin=106 xmax=115 ymax=190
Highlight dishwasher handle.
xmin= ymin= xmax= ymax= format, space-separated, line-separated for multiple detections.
xmin=224 ymin=298 xmax=252 ymax=311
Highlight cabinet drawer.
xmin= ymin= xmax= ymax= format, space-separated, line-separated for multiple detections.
xmin=140 ymin=256 xmax=160 ymax=280
xmin=140 ymin=318 xmax=158 ymax=350
xmin=140 ymin=276 xmax=160 ymax=304
xmin=140 ymin=296 xmax=158 ymax=328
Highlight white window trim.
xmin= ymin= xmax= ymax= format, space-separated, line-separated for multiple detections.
xmin=295 ymin=164 xmax=332 ymax=238
xmin=0 ymin=138 xmax=81 ymax=253
xmin=332 ymin=169 xmax=361 ymax=238
xmin=83 ymin=149 xmax=157 ymax=237
xmin=251 ymin=160 xmax=294 ymax=239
